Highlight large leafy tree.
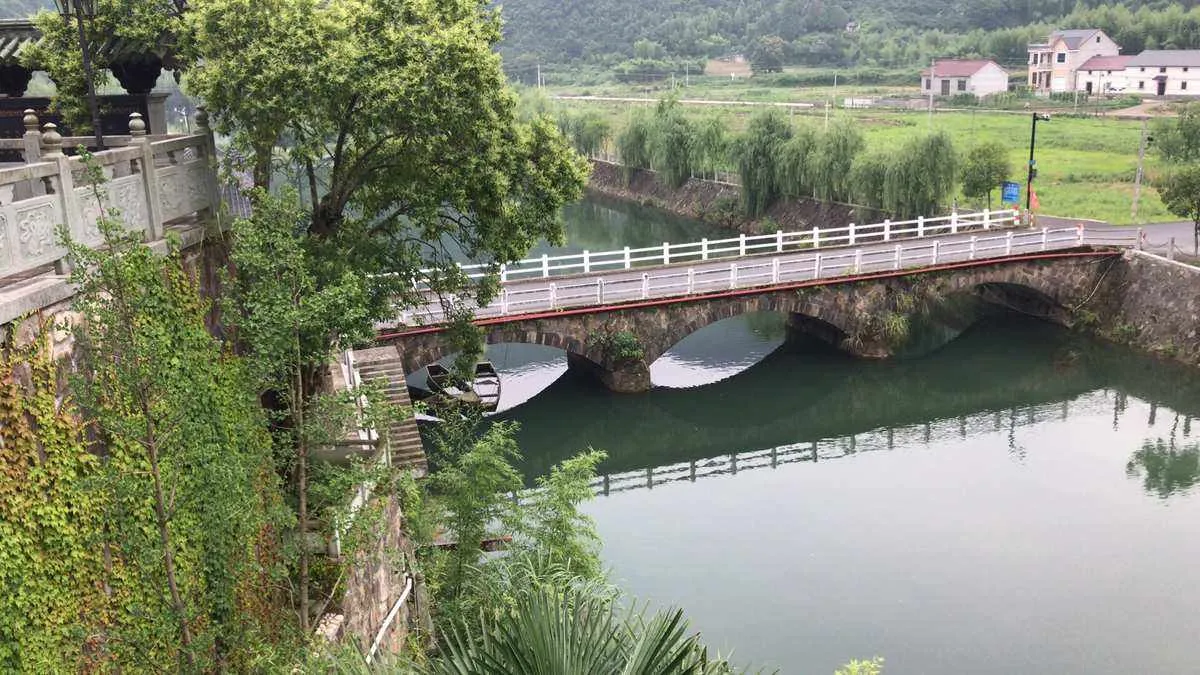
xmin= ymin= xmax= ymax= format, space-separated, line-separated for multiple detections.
xmin=961 ymin=141 xmax=1012 ymax=211
xmin=184 ymin=0 xmax=588 ymax=327
xmin=1156 ymin=165 xmax=1200 ymax=251
xmin=1154 ymin=102 xmax=1200 ymax=164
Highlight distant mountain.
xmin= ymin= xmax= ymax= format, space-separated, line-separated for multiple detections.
xmin=0 ymin=1 xmax=50 ymax=19
xmin=495 ymin=0 xmax=1200 ymax=70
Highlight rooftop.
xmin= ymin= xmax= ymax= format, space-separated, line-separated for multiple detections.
xmin=1030 ymin=28 xmax=1106 ymax=50
xmin=921 ymin=59 xmax=999 ymax=78
xmin=1126 ymin=50 xmax=1200 ymax=68
xmin=1052 ymin=29 xmax=1101 ymax=50
xmin=1079 ymin=55 xmax=1134 ymax=71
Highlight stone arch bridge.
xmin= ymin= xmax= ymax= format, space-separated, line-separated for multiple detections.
xmin=378 ymin=251 xmax=1123 ymax=393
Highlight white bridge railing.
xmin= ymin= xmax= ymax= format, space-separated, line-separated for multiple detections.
xmin=460 ymin=209 xmax=1016 ymax=283
xmin=398 ymin=222 xmax=1139 ymax=327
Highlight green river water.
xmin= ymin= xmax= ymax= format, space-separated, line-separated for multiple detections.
xmin=429 ymin=195 xmax=1200 ymax=674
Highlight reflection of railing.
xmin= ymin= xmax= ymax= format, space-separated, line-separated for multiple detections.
xmin=401 ymin=225 xmax=1139 ymax=326
xmin=563 ymin=394 xmax=1127 ymax=499
xmin=0 ymin=111 xmax=220 ymax=282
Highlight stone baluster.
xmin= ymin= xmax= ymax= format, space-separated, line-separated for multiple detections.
xmin=131 ymin=113 xmax=165 ymax=241
xmin=40 ymin=122 xmax=62 ymax=159
xmin=22 ymin=109 xmax=41 ymax=164
xmin=195 ymin=106 xmax=221 ymax=225
xmin=17 ymin=109 xmax=42 ymax=199
xmin=42 ymin=123 xmax=79 ymax=274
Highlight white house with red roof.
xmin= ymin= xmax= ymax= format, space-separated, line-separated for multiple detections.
xmin=921 ymin=60 xmax=1010 ymax=97
xmin=1075 ymin=55 xmax=1134 ymax=94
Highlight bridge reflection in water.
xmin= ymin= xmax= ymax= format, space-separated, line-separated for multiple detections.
xmin=588 ymin=395 xmax=1123 ymax=498
xmin=494 ymin=315 xmax=1200 ymax=486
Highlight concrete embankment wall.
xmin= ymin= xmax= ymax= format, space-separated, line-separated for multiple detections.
xmin=586 ymin=160 xmax=880 ymax=234
xmin=1095 ymin=251 xmax=1200 ymax=365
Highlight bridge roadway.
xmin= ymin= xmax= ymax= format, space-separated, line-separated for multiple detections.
xmin=391 ymin=212 xmax=1142 ymax=329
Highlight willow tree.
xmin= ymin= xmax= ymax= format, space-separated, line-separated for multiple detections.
xmin=808 ymin=119 xmax=864 ymax=203
xmin=894 ymin=131 xmax=959 ymax=218
xmin=558 ymin=109 xmax=611 ymax=158
xmin=648 ymin=98 xmax=695 ymax=188
xmin=616 ymin=108 xmax=654 ymax=182
xmin=779 ymin=123 xmax=819 ymax=199
xmin=732 ymin=108 xmax=792 ymax=217
xmin=691 ymin=113 xmax=728 ymax=181
xmin=849 ymin=148 xmax=892 ymax=212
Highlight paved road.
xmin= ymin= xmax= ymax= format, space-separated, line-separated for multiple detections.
xmin=555 ymin=95 xmax=816 ymax=110
xmin=1043 ymin=216 xmax=1197 ymax=253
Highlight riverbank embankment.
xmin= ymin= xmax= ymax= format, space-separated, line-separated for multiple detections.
xmin=586 ymin=160 xmax=879 ymax=234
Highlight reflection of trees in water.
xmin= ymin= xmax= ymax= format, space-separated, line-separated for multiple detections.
xmin=1127 ymin=414 xmax=1200 ymax=499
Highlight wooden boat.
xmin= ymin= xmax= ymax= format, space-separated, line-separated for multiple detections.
xmin=472 ymin=362 xmax=501 ymax=412
xmin=425 ymin=361 xmax=501 ymax=412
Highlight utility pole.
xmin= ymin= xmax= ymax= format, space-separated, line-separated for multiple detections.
xmin=537 ymin=63 xmax=542 ymax=90
xmin=1132 ymin=118 xmax=1151 ymax=223
xmin=1026 ymin=112 xmax=1051 ymax=212
xmin=928 ymin=59 xmax=935 ymax=127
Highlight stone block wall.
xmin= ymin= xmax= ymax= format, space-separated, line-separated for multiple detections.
xmin=1093 ymin=251 xmax=1200 ymax=365
xmin=322 ymin=493 xmax=429 ymax=660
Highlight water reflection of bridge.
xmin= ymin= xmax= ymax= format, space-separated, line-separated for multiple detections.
xmin=588 ymin=395 xmax=1114 ymax=497
xmin=500 ymin=316 xmax=1200 ymax=482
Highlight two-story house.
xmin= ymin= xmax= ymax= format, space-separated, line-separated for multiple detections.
xmin=1028 ymin=29 xmax=1120 ymax=93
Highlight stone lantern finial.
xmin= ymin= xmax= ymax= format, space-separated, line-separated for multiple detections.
xmin=129 ymin=112 xmax=147 ymax=137
xmin=195 ymin=106 xmax=210 ymax=133
xmin=22 ymin=109 xmax=39 ymax=134
xmin=41 ymin=123 xmax=63 ymax=157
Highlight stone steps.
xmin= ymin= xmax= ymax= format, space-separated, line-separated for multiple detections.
xmin=353 ymin=347 xmax=427 ymax=475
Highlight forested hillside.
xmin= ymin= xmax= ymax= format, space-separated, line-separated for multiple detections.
xmin=496 ymin=0 xmax=1200 ymax=72
xmin=0 ymin=1 xmax=49 ymax=18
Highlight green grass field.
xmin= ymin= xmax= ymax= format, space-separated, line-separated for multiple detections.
xmin=556 ymin=95 xmax=1168 ymax=224
xmin=855 ymin=110 xmax=1168 ymax=224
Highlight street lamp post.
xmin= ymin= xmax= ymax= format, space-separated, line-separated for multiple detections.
xmin=1026 ymin=112 xmax=1051 ymax=212
xmin=54 ymin=0 xmax=104 ymax=150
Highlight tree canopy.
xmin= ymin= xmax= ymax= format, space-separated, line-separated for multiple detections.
xmin=185 ymin=0 xmax=588 ymax=363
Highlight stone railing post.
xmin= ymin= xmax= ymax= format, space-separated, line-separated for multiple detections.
xmin=17 ymin=109 xmax=43 ymax=201
xmin=42 ymin=124 xmax=77 ymax=275
xmin=196 ymin=107 xmax=222 ymax=226
xmin=131 ymin=113 xmax=166 ymax=241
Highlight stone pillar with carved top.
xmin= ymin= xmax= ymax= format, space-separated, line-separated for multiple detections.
xmin=130 ymin=112 xmax=165 ymax=240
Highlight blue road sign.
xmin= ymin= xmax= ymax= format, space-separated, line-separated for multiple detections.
xmin=1001 ymin=181 xmax=1020 ymax=204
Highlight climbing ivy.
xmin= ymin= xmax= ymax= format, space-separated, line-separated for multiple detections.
xmin=0 ymin=330 xmax=107 ymax=672
xmin=54 ymin=158 xmax=292 ymax=670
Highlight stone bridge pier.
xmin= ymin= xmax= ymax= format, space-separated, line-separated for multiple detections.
xmin=382 ymin=254 xmax=1118 ymax=393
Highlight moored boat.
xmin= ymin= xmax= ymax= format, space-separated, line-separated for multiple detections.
xmin=425 ymin=361 xmax=501 ymax=412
